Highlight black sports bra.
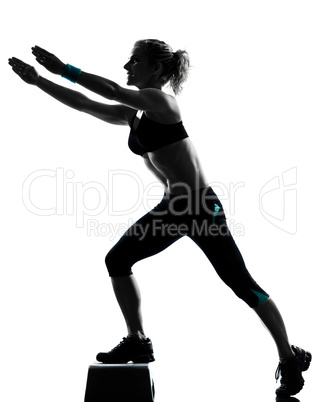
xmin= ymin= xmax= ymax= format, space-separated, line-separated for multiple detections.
xmin=128 ymin=111 xmax=189 ymax=156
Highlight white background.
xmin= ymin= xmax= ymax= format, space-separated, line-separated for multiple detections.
xmin=1 ymin=1 xmax=318 ymax=401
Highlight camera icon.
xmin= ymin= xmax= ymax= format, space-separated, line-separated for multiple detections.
xmin=259 ymin=167 xmax=297 ymax=234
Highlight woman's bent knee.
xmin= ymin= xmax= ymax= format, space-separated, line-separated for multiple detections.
xmin=105 ymin=251 xmax=133 ymax=277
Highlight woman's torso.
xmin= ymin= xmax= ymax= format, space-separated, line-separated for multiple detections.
xmin=144 ymin=138 xmax=208 ymax=195
xmin=127 ymin=104 xmax=208 ymax=195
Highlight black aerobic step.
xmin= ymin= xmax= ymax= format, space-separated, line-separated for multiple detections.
xmin=84 ymin=363 xmax=155 ymax=402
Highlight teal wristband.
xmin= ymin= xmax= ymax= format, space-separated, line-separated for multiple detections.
xmin=62 ymin=64 xmax=81 ymax=83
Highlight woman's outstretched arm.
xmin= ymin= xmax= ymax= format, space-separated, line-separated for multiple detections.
xmin=31 ymin=46 xmax=175 ymax=113
xmin=8 ymin=57 xmax=132 ymax=125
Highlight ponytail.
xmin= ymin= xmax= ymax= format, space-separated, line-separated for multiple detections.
xmin=170 ymin=50 xmax=190 ymax=95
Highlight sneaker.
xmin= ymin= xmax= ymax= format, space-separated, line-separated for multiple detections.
xmin=275 ymin=345 xmax=312 ymax=396
xmin=96 ymin=334 xmax=155 ymax=364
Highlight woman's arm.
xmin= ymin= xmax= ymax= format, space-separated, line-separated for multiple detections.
xmin=8 ymin=57 xmax=133 ymax=125
xmin=36 ymin=76 xmax=90 ymax=112
xmin=77 ymin=72 xmax=173 ymax=113
xmin=37 ymin=77 xmax=131 ymax=125
xmin=31 ymin=46 xmax=175 ymax=113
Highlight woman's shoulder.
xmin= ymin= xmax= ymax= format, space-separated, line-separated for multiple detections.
xmin=145 ymin=92 xmax=181 ymax=124
xmin=118 ymin=90 xmax=181 ymax=125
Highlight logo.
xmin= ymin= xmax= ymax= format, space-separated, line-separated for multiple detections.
xmin=259 ymin=167 xmax=297 ymax=234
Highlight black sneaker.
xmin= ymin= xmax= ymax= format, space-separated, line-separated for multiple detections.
xmin=96 ymin=334 xmax=155 ymax=364
xmin=275 ymin=345 xmax=312 ymax=396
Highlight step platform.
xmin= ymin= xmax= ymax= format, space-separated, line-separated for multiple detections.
xmin=84 ymin=362 xmax=155 ymax=402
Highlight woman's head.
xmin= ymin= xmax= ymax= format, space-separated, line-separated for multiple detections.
xmin=130 ymin=39 xmax=190 ymax=95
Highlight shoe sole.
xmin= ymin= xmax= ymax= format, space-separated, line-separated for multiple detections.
xmin=132 ymin=353 xmax=155 ymax=363
xmin=97 ymin=353 xmax=155 ymax=364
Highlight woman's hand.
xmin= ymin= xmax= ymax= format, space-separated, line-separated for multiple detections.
xmin=31 ymin=45 xmax=66 ymax=75
xmin=8 ymin=57 xmax=39 ymax=85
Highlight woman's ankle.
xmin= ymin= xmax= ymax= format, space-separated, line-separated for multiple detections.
xmin=129 ymin=330 xmax=147 ymax=340
xmin=279 ymin=346 xmax=295 ymax=361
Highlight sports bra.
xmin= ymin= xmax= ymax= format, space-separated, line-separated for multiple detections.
xmin=128 ymin=111 xmax=189 ymax=156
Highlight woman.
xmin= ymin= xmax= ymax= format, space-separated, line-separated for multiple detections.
xmin=9 ymin=39 xmax=311 ymax=397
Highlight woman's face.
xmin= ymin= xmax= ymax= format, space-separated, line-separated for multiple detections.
xmin=124 ymin=47 xmax=159 ymax=89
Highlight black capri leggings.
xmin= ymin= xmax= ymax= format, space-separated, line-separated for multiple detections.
xmin=105 ymin=187 xmax=269 ymax=308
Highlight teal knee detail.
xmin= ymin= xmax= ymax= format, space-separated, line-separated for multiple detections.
xmin=212 ymin=204 xmax=221 ymax=224
xmin=251 ymin=289 xmax=269 ymax=306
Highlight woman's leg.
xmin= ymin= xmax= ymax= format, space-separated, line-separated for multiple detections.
xmin=187 ymin=188 xmax=311 ymax=396
xmin=253 ymin=298 xmax=295 ymax=359
xmin=97 ymin=204 xmax=182 ymax=363
xmin=191 ymin=229 xmax=295 ymax=359
xmin=105 ymin=199 xmax=183 ymax=330
xmin=187 ymin=189 xmax=293 ymax=359
xmin=111 ymin=275 xmax=145 ymax=338
xmin=96 ymin=275 xmax=154 ymax=363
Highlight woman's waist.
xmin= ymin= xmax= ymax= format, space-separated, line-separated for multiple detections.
xmin=165 ymin=184 xmax=214 ymax=198
xmin=166 ymin=176 xmax=209 ymax=195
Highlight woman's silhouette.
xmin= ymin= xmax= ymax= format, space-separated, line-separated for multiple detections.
xmin=9 ymin=39 xmax=311 ymax=397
